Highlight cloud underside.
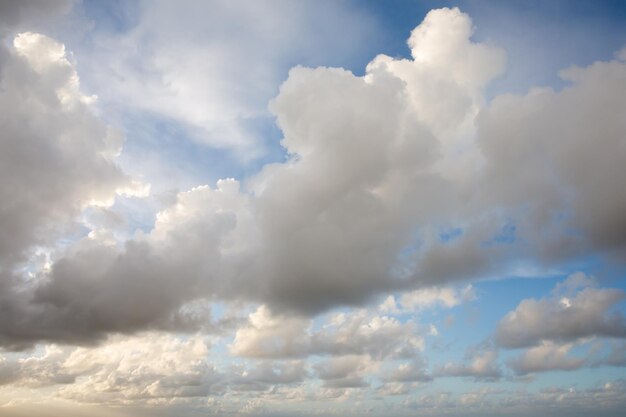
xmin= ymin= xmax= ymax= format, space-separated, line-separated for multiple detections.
xmin=0 ymin=5 xmax=625 ymax=354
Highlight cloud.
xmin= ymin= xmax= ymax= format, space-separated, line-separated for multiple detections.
xmin=0 ymin=180 xmax=248 ymax=348
xmin=230 ymin=306 xmax=310 ymax=359
xmin=313 ymin=355 xmax=373 ymax=388
xmin=399 ymin=285 xmax=475 ymax=311
xmin=508 ymin=342 xmax=585 ymax=375
xmin=0 ymin=333 xmax=221 ymax=405
xmin=382 ymin=358 xmax=433 ymax=383
xmin=476 ymin=50 xmax=626 ymax=261
xmin=0 ymin=6 xmax=509 ymax=348
xmin=436 ymin=350 xmax=501 ymax=381
xmin=495 ymin=273 xmax=626 ymax=349
xmin=0 ymin=32 xmax=129 ymax=266
xmin=2 ymin=5 xmax=626 ymax=354
xmin=229 ymin=360 xmax=307 ymax=392
xmin=230 ymin=306 xmax=425 ymax=360
xmin=73 ymin=0 xmax=380 ymax=157
xmin=0 ymin=0 xmax=74 ymax=34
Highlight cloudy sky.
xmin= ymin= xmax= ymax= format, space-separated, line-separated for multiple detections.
xmin=1 ymin=0 xmax=626 ymax=416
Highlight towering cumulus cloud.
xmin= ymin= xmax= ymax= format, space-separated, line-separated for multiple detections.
xmin=1 ymin=7 xmax=625 ymax=352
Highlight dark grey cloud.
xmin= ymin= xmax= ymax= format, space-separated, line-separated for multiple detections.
xmin=0 ymin=0 xmax=74 ymax=34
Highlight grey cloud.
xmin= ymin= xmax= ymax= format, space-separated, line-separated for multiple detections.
xmin=0 ymin=32 xmax=129 ymax=266
xmin=0 ymin=357 xmax=20 ymax=386
xmin=229 ymin=361 xmax=307 ymax=392
xmin=0 ymin=0 xmax=74 ymax=34
xmin=602 ymin=342 xmax=626 ymax=367
xmin=3 ymin=6 xmax=626 ymax=349
xmin=0 ymin=7 xmax=512 ymax=347
xmin=382 ymin=359 xmax=433 ymax=383
xmin=435 ymin=350 xmax=501 ymax=381
xmin=476 ymin=57 xmax=626 ymax=261
xmin=0 ymin=181 xmax=248 ymax=348
xmin=313 ymin=355 xmax=371 ymax=389
xmin=508 ymin=342 xmax=585 ymax=375
xmin=495 ymin=273 xmax=626 ymax=349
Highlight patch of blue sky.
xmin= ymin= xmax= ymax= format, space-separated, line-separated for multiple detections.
xmin=113 ymin=111 xmax=283 ymax=192
xmin=451 ymin=0 xmax=626 ymax=98
xmin=481 ymin=221 xmax=517 ymax=247
xmin=438 ymin=227 xmax=463 ymax=243
xmin=79 ymin=0 xmax=141 ymax=33
xmin=530 ymin=367 xmax=625 ymax=391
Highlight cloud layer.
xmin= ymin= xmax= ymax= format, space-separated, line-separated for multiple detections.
xmin=1 ymin=7 xmax=625 ymax=352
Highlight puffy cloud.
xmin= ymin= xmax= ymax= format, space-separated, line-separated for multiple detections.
xmin=508 ymin=342 xmax=585 ymax=375
xmin=0 ymin=180 xmax=249 ymax=348
xmin=3 ymin=4 xmax=626 ymax=353
xmin=313 ymin=355 xmax=373 ymax=388
xmin=399 ymin=285 xmax=475 ymax=311
xmin=436 ymin=350 xmax=501 ymax=381
xmin=476 ymin=50 xmax=626 ymax=260
xmin=310 ymin=311 xmax=425 ymax=359
xmin=495 ymin=273 xmax=626 ymax=349
xmin=382 ymin=358 xmax=433 ymax=383
xmin=230 ymin=306 xmax=310 ymax=359
xmin=0 ymin=7 xmax=519 ymax=348
xmin=229 ymin=360 xmax=307 ymax=392
xmin=245 ymin=7 xmax=505 ymax=313
xmin=0 ymin=333 xmax=221 ymax=405
xmin=2 ymin=7 xmax=472 ymax=343
xmin=231 ymin=307 xmax=425 ymax=360
xmin=0 ymin=32 xmax=129 ymax=265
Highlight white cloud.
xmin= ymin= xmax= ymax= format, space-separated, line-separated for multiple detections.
xmin=399 ymin=285 xmax=475 ymax=311
xmin=0 ymin=333 xmax=220 ymax=405
xmin=230 ymin=306 xmax=426 ymax=360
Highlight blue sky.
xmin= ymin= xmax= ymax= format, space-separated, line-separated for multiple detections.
xmin=0 ymin=1 xmax=625 ymax=416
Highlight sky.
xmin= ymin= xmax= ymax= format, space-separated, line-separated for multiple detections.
xmin=0 ymin=0 xmax=626 ymax=416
